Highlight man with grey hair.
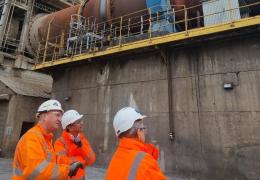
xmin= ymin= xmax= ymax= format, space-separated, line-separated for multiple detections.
xmin=106 ymin=107 xmax=166 ymax=180
xmin=13 ymin=99 xmax=83 ymax=179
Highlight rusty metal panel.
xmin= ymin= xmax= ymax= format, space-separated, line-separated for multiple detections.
xmin=28 ymin=5 xmax=80 ymax=53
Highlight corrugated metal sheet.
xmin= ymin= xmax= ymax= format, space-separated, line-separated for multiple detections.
xmin=203 ymin=0 xmax=241 ymax=26
xmin=0 ymin=76 xmax=51 ymax=98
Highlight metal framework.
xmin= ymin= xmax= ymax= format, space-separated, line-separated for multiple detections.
xmin=0 ymin=0 xmax=30 ymax=54
xmin=34 ymin=1 xmax=57 ymax=13
xmin=33 ymin=0 xmax=260 ymax=70
xmin=66 ymin=14 xmax=103 ymax=55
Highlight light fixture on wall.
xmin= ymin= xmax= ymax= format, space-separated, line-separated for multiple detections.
xmin=223 ymin=83 xmax=233 ymax=90
xmin=64 ymin=96 xmax=71 ymax=101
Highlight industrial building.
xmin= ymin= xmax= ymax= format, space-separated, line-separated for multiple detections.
xmin=1 ymin=0 xmax=260 ymax=179
xmin=0 ymin=0 xmax=80 ymax=156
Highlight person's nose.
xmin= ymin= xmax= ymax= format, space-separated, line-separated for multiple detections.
xmin=58 ymin=116 xmax=62 ymax=122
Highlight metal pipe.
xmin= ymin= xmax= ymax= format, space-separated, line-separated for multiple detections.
xmin=27 ymin=0 xmax=201 ymax=54
xmin=160 ymin=49 xmax=175 ymax=142
xmin=0 ymin=0 xmax=11 ymax=45
xmin=27 ymin=5 xmax=81 ymax=54
xmin=17 ymin=0 xmax=34 ymax=54
xmin=78 ymin=0 xmax=90 ymax=16
xmin=3 ymin=0 xmax=16 ymax=48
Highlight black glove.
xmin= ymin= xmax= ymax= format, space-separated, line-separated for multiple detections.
xmin=68 ymin=162 xmax=83 ymax=177
xmin=73 ymin=136 xmax=82 ymax=148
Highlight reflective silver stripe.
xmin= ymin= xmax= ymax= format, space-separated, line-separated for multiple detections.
xmin=28 ymin=153 xmax=52 ymax=180
xmin=57 ymin=150 xmax=67 ymax=156
xmin=46 ymin=153 xmax=52 ymax=161
xmin=51 ymin=164 xmax=59 ymax=180
xmin=13 ymin=161 xmax=23 ymax=176
xmin=128 ymin=152 xmax=146 ymax=180
xmin=13 ymin=167 xmax=22 ymax=176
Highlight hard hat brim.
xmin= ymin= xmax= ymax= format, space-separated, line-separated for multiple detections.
xmin=62 ymin=114 xmax=84 ymax=129
xmin=75 ymin=114 xmax=84 ymax=122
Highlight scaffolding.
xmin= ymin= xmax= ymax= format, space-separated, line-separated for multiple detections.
xmin=34 ymin=0 xmax=260 ymax=68
xmin=0 ymin=0 xmax=30 ymax=54
xmin=34 ymin=1 xmax=57 ymax=13
xmin=66 ymin=14 xmax=103 ymax=55
xmin=0 ymin=0 xmax=69 ymax=60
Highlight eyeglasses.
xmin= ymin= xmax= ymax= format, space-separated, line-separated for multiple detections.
xmin=138 ymin=127 xmax=146 ymax=131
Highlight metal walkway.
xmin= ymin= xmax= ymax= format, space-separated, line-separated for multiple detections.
xmin=33 ymin=1 xmax=260 ymax=70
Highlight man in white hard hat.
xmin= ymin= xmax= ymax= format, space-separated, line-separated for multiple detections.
xmin=54 ymin=109 xmax=96 ymax=180
xmin=106 ymin=107 xmax=166 ymax=180
xmin=13 ymin=100 xmax=83 ymax=180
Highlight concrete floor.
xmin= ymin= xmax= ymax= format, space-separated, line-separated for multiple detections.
xmin=0 ymin=158 xmax=105 ymax=180
xmin=0 ymin=158 xmax=178 ymax=180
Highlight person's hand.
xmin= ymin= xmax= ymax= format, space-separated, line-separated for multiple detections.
xmin=68 ymin=162 xmax=83 ymax=177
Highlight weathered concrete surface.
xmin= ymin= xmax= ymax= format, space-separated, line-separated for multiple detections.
xmin=0 ymin=81 xmax=46 ymax=157
xmin=1 ymin=95 xmax=46 ymax=157
xmin=0 ymin=68 xmax=52 ymax=157
xmin=51 ymin=33 xmax=260 ymax=179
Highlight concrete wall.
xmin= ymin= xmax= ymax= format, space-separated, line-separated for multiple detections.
xmin=1 ymin=95 xmax=46 ymax=157
xmin=51 ymin=33 xmax=260 ymax=179
xmin=9 ymin=18 xmax=20 ymax=40
xmin=0 ymin=82 xmax=12 ymax=154
xmin=0 ymin=81 xmax=13 ymax=95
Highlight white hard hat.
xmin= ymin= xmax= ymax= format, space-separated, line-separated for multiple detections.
xmin=61 ymin=109 xmax=83 ymax=129
xmin=37 ymin=99 xmax=64 ymax=113
xmin=113 ymin=107 xmax=146 ymax=136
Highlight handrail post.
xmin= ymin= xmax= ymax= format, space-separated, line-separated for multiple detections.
xmin=43 ymin=17 xmax=54 ymax=62
xmin=128 ymin=18 xmax=131 ymax=37
xmin=119 ymin=16 xmax=123 ymax=45
xmin=149 ymin=8 xmax=152 ymax=38
xmin=59 ymin=30 xmax=65 ymax=56
xmin=228 ymin=0 xmax=233 ymax=22
xmin=184 ymin=5 xmax=188 ymax=36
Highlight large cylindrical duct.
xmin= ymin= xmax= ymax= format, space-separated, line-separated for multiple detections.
xmin=171 ymin=0 xmax=202 ymax=27
xmin=27 ymin=0 xmax=148 ymax=54
xmin=27 ymin=0 xmax=201 ymax=54
xmin=28 ymin=5 xmax=81 ymax=54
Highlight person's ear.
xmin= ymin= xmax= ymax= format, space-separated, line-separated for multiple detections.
xmin=39 ymin=113 xmax=46 ymax=121
xmin=137 ymin=129 xmax=142 ymax=140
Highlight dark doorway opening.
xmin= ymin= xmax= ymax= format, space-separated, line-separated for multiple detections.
xmin=19 ymin=121 xmax=35 ymax=138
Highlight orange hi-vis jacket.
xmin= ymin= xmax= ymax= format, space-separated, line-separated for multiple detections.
xmin=12 ymin=123 xmax=69 ymax=180
xmin=106 ymin=138 xmax=167 ymax=180
xmin=54 ymin=131 xmax=96 ymax=179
